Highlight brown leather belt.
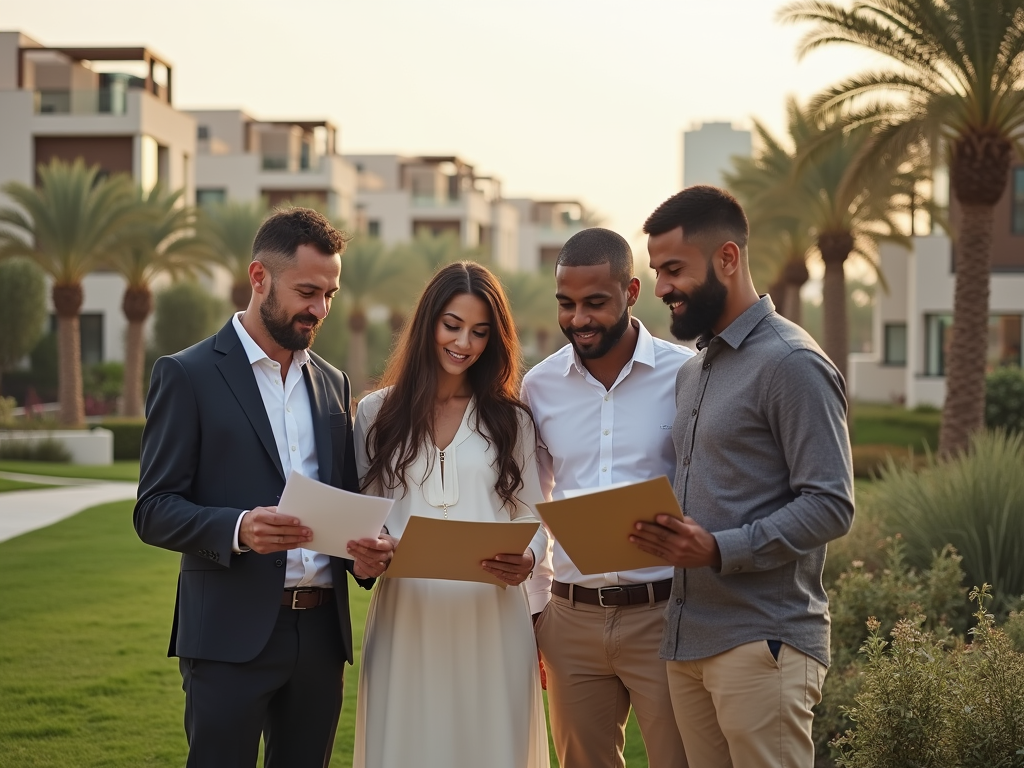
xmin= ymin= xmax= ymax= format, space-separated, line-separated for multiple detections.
xmin=553 ymin=579 xmax=673 ymax=607
xmin=281 ymin=588 xmax=333 ymax=610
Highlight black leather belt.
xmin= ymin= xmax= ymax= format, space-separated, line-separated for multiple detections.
xmin=281 ymin=588 xmax=333 ymax=610
xmin=553 ymin=579 xmax=673 ymax=607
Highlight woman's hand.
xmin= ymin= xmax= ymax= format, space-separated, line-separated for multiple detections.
xmin=348 ymin=532 xmax=398 ymax=579
xmin=482 ymin=547 xmax=535 ymax=587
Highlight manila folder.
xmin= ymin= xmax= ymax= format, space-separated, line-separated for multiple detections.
xmin=387 ymin=516 xmax=540 ymax=588
xmin=534 ymin=476 xmax=682 ymax=575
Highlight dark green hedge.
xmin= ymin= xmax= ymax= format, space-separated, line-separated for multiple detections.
xmin=96 ymin=419 xmax=146 ymax=461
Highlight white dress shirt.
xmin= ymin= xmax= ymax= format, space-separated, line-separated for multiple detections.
xmin=522 ymin=319 xmax=695 ymax=597
xmin=230 ymin=312 xmax=332 ymax=588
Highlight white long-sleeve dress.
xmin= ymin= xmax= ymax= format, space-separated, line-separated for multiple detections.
xmin=352 ymin=388 xmax=551 ymax=768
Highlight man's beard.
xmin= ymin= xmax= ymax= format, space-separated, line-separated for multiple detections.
xmin=561 ymin=305 xmax=631 ymax=360
xmin=259 ymin=283 xmax=322 ymax=351
xmin=665 ymin=260 xmax=728 ymax=342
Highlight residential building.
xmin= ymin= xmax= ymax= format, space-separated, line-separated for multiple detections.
xmin=0 ymin=30 xmax=196 ymax=366
xmin=506 ymin=199 xmax=588 ymax=272
xmin=682 ymin=121 xmax=752 ymax=189
xmin=849 ymin=164 xmax=1024 ymax=407
xmin=348 ymin=154 xmax=521 ymax=271
xmin=189 ymin=109 xmax=357 ymax=225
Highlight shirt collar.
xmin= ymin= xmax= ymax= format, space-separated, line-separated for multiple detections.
xmin=697 ymin=295 xmax=775 ymax=351
xmin=563 ymin=317 xmax=657 ymax=377
xmin=231 ymin=311 xmax=310 ymax=368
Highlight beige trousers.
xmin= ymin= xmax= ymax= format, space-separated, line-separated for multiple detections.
xmin=666 ymin=641 xmax=826 ymax=768
xmin=535 ymin=595 xmax=688 ymax=768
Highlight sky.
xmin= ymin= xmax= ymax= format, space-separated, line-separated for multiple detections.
xmin=1 ymin=0 xmax=882 ymax=256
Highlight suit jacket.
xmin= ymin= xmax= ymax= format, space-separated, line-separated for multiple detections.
xmin=134 ymin=319 xmax=373 ymax=664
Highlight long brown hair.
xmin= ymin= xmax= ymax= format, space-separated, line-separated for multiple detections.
xmin=362 ymin=261 xmax=530 ymax=510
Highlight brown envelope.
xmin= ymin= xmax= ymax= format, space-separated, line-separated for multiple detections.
xmin=386 ymin=516 xmax=541 ymax=588
xmin=534 ymin=476 xmax=683 ymax=575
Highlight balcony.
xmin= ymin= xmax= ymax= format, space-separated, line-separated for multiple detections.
xmin=34 ymin=87 xmax=129 ymax=116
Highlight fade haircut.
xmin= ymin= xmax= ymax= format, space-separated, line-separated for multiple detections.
xmin=555 ymin=227 xmax=634 ymax=288
xmin=643 ymin=185 xmax=749 ymax=254
xmin=251 ymin=207 xmax=349 ymax=274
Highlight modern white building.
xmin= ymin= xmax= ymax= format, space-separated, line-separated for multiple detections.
xmin=506 ymin=199 xmax=588 ymax=272
xmin=0 ymin=30 xmax=196 ymax=366
xmin=849 ymin=166 xmax=1024 ymax=407
xmin=682 ymin=121 xmax=752 ymax=189
xmin=189 ymin=110 xmax=358 ymax=225
xmin=347 ymin=154 xmax=522 ymax=272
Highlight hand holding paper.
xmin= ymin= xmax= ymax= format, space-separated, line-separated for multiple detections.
xmin=630 ymin=514 xmax=722 ymax=570
xmin=481 ymin=547 xmax=536 ymax=587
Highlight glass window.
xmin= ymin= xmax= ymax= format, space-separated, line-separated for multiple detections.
xmin=80 ymin=313 xmax=104 ymax=366
xmin=196 ymin=189 xmax=227 ymax=208
xmin=197 ymin=125 xmax=209 ymax=140
xmin=367 ymin=220 xmax=380 ymax=238
xmin=925 ymin=313 xmax=1023 ymax=375
xmin=884 ymin=323 xmax=907 ymax=365
xmin=1013 ymin=168 xmax=1024 ymax=235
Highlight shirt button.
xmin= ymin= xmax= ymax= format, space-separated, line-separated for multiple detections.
xmin=304 ymin=557 xmax=309 ymax=562
xmin=286 ymin=407 xmax=291 ymax=413
xmin=732 ymin=567 xmax=741 ymax=573
xmin=603 ymin=429 xmax=610 ymax=436
xmin=676 ymin=598 xmax=683 ymax=605
xmin=703 ymin=362 xmax=711 ymax=370
xmin=682 ymin=456 xmax=690 ymax=465
xmin=291 ymin=445 xmax=297 ymax=451
xmin=691 ymin=409 xmax=697 ymax=416
xmin=601 ymin=466 xmax=608 ymax=472
xmin=604 ymin=395 xmax=610 ymax=401
xmin=274 ymin=559 xmax=284 ymax=567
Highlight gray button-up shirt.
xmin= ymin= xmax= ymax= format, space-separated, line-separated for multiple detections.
xmin=662 ymin=296 xmax=854 ymax=667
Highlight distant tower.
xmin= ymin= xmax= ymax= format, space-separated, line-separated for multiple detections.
xmin=682 ymin=122 xmax=753 ymax=189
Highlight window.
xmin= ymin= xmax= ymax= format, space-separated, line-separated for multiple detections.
xmin=884 ymin=323 xmax=907 ymax=365
xmin=1012 ymin=168 xmax=1024 ymax=235
xmin=197 ymin=125 xmax=210 ymax=140
xmin=925 ymin=314 xmax=1023 ymax=375
xmin=196 ymin=189 xmax=227 ymax=208
xmin=367 ymin=220 xmax=380 ymax=238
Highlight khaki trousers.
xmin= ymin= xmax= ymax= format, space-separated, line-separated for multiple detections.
xmin=666 ymin=641 xmax=826 ymax=768
xmin=535 ymin=595 xmax=688 ymax=768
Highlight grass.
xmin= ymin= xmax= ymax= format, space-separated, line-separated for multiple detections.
xmin=0 ymin=460 xmax=139 ymax=482
xmin=0 ymin=477 xmax=52 ymax=493
xmin=849 ymin=404 xmax=940 ymax=451
xmin=0 ymin=500 xmax=650 ymax=767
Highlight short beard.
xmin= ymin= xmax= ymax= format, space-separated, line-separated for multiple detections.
xmin=561 ymin=305 xmax=631 ymax=360
xmin=666 ymin=260 xmax=728 ymax=342
xmin=259 ymin=283 xmax=322 ymax=351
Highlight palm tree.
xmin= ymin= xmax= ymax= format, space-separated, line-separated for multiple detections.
xmin=780 ymin=0 xmax=1024 ymax=456
xmin=497 ymin=269 xmax=559 ymax=359
xmin=0 ymin=159 xmax=135 ymax=426
xmin=193 ymin=200 xmax=268 ymax=310
xmin=104 ymin=185 xmax=206 ymax=417
xmin=337 ymin=237 xmax=407 ymax=394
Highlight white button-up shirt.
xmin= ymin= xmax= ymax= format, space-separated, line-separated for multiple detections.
xmin=522 ymin=319 xmax=694 ymax=596
xmin=231 ymin=312 xmax=331 ymax=588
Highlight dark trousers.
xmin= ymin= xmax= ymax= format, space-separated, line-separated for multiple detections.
xmin=180 ymin=601 xmax=345 ymax=768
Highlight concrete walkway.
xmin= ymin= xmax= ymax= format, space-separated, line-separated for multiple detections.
xmin=0 ymin=479 xmax=138 ymax=544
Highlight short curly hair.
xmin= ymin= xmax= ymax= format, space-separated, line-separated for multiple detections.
xmin=251 ymin=207 xmax=348 ymax=273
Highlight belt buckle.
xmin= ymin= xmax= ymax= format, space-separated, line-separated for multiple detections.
xmin=290 ymin=588 xmax=312 ymax=610
xmin=597 ymin=586 xmax=622 ymax=607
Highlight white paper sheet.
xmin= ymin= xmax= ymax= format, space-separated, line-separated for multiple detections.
xmin=276 ymin=471 xmax=393 ymax=558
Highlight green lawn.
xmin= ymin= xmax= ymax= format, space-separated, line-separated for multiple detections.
xmin=0 ymin=477 xmax=52 ymax=493
xmin=0 ymin=460 xmax=140 ymax=482
xmin=0 ymin=501 xmax=649 ymax=767
xmin=849 ymin=403 xmax=941 ymax=451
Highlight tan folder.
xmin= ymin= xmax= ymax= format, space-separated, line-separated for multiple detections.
xmin=534 ymin=476 xmax=683 ymax=575
xmin=386 ymin=516 xmax=541 ymax=588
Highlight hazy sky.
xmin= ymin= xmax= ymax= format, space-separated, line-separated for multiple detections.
xmin=2 ymin=0 xmax=879 ymax=253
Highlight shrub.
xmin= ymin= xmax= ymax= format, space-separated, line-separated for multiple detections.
xmin=0 ymin=437 xmax=71 ymax=462
xmin=850 ymin=444 xmax=922 ymax=479
xmin=869 ymin=430 xmax=1024 ymax=614
xmin=832 ymin=586 xmax=1024 ymax=768
xmin=97 ymin=419 xmax=146 ymax=461
xmin=0 ymin=396 xmax=15 ymax=424
xmin=986 ymin=366 xmax=1024 ymax=434
xmin=152 ymin=281 xmax=228 ymax=358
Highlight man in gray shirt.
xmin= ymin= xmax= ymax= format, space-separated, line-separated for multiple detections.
xmin=630 ymin=185 xmax=854 ymax=768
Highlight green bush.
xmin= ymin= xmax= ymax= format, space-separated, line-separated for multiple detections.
xmin=0 ymin=437 xmax=71 ymax=462
xmin=833 ymin=587 xmax=1024 ymax=768
xmin=152 ymin=281 xmax=228 ymax=358
xmin=986 ymin=366 xmax=1024 ymax=434
xmin=869 ymin=430 xmax=1024 ymax=614
xmin=96 ymin=419 xmax=146 ymax=461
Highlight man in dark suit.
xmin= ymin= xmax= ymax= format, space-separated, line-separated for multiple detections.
xmin=135 ymin=208 xmax=395 ymax=768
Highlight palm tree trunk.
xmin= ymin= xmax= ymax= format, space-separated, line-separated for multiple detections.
xmin=347 ymin=309 xmax=368 ymax=396
xmin=231 ymin=282 xmax=251 ymax=312
xmin=52 ymin=283 xmax=85 ymax=427
xmin=121 ymin=285 xmax=153 ymax=418
xmin=767 ymin=277 xmax=787 ymax=318
xmin=818 ymin=232 xmax=853 ymax=384
xmin=938 ymin=204 xmax=994 ymax=457
xmin=782 ymin=257 xmax=809 ymax=327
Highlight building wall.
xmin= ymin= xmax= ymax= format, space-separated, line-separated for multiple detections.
xmin=949 ymin=161 xmax=1024 ymax=272
xmin=682 ymin=122 xmax=752 ymax=188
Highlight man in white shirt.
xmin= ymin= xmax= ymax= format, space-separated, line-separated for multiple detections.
xmin=523 ymin=227 xmax=693 ymax=768
xmin=135 ymin=208 xmax=394 ymax=768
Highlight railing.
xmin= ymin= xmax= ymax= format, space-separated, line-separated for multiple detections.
xmin=33 ymin=88 xmax=129 ymax=115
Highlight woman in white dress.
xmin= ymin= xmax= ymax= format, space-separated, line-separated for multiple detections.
xmin=352 ymin=261 xmax=551 ymax=768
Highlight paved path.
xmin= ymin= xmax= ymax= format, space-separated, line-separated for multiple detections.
xmin=0 ymin=480 xmax=138 ymax=544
